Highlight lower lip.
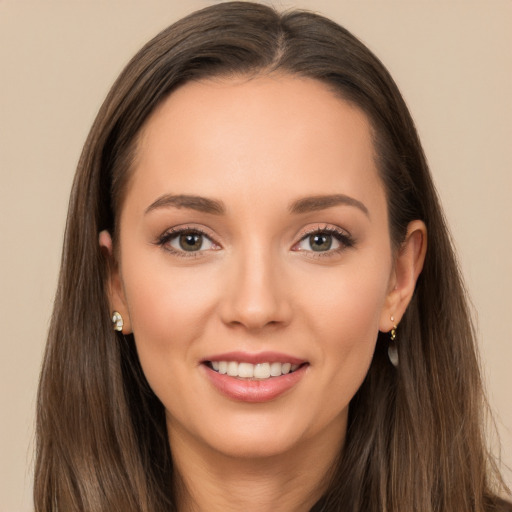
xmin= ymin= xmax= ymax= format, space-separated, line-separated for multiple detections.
xmin=203 ymin=364 xmax=308 ymax=403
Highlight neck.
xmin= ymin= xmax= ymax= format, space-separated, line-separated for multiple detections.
xmin=169 ymin=420 xmax=345 ymax=512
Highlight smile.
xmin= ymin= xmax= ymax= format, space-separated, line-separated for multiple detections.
xmin=206 ymin=361 xmax=301 ymax=380
xmin=202 ymin=353 xmax=309 ymax=402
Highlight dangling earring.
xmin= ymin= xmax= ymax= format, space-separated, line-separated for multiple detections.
xmin=112 ymin=311 xmax=124 ymax=332
xmin=388 ymin=315 xmax=398 ymax=367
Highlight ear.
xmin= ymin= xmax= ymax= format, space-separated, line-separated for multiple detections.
xmin=379 ymin=220 xmax=427 ymax=332
xmin=99 ymin=230 xmax=132 ymax=334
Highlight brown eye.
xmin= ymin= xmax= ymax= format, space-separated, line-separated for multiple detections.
xmin=179 ymin=233 xmax=203 ymax=251
xmin=166 ymin=230 xmax=215 ymax=253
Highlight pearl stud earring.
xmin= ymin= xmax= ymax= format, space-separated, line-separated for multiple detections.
xmin=112 ymin=311 xmax=124 ymax=332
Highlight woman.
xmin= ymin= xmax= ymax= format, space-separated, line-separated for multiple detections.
xmin=34 ymin=2 xmax=511 ymax=511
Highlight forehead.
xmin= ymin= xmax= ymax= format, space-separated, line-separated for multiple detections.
xmin=127 ymin=74 xmax=383 ymax=215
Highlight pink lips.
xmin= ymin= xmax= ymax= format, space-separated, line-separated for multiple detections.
xmin=201 ymin=351 xmax=308 ymax=403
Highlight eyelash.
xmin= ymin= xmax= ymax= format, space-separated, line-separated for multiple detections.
xmin=155 ymin=225 xmax=355 ymax=258
xmin=155 ymin=226 xmax=218 ymax=258
xmin=293 ymin=225 xmax=355 ymax=258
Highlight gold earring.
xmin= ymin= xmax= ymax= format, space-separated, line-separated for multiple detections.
xmin=388 ymin=316 xmax=398 ymax=367
xmin=112 ymin=311 xmax=124 ymax=332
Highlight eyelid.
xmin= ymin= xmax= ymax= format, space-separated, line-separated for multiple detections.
xmin=155 ymin=225 xmax=221 ymax=257
xmin=292 ymin=224 xmax=355 ymax=255
xmin=296 ymin=224 xmax=352 ymax=240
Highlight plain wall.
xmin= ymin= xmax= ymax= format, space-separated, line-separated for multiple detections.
xmin=0 ymin=1 xmax=510 ymax=510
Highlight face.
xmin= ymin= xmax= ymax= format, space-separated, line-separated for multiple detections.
xmin=107 ymin=75 xmax=402 ymax=461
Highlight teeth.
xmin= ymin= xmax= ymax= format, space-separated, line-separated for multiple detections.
xmin=227 ymin=361 xmax=238 ymax=377
xmin=270 ymin=362 xmax=282 ymax=377
xmin=208 ymin=361 xmax=301 ymax=379
xmin=238 ymin=362 xmax=254 ymax=378
xmin=254 ymin=363 xmax=271 ymax=379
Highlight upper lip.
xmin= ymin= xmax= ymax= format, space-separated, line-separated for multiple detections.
xmin=202 ymin=351 xmax=307 ymax=366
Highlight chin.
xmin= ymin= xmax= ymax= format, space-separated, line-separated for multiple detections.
xmin=168 ymin=404 xmax=347 ymax=463
xmin=206 ymin=429 xmax=306 ymax=461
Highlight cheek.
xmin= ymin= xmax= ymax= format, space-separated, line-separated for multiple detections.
xmin=303 ymin=259 xmax=390 ymax=338
xmin=121 ymin=257 xmax=220 ymax=380
xmin=299 ymin=256 xmax=390 ymax=383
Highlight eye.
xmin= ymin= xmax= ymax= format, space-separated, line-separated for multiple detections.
xmin=157 ymin=228 xmax=218 ymax=255
xmin=293 ymin=227 xmax=354 ymax=254
xmin=170 ymin=231 xmax=213 ymax=252
xmin=297 ymin=232 xmax=340 ymax=252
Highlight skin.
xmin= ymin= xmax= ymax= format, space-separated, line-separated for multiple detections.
xmin=101 ymin=74 xmax=426 ymax=512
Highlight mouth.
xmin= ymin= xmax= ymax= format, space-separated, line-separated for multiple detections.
xmin=201 ymin=352 xmax=309 ymax=402
xmin=204 ymin=360 xmax=304 ymax=380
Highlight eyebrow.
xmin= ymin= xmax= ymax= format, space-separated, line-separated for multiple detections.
xmin=145 ymin=194 xmax=225 ymax=215
xmin=289 ymin=194 xmax=369 ymax=217
xmin=144 ymin=192 xmax=369 ymax=217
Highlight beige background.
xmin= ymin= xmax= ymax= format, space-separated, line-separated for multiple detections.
xmin=0 ymin=1 xmax=510 ymax=510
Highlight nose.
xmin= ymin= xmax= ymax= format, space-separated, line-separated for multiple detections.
xmin=218 ymin=245 xmax=293 ymax=331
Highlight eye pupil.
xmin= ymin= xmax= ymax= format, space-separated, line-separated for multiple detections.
xmin=310 ymin=233 xmax=332 ymax=251
xmin=179 ymin=233 xmax=202 ymax=251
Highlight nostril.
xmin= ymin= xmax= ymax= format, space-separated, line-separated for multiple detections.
xmin=217 ymin=263 xmax=293 ymax=330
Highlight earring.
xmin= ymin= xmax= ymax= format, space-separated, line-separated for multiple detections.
xmin=388 ymin=316 xmax=398 ymax=367
xmin=112 ymin=311 xmax=124 ymax=332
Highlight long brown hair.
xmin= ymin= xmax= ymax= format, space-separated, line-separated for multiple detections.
xmin=35 ymin=2 xmax=510 ymax=511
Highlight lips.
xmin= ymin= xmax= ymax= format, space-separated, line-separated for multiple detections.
xmin=201 ymin=351 xmax=309 ymax=402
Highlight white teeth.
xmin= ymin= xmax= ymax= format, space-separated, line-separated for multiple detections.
xmin=238 ymin=362 xmax=254 ymax=378
xmin=254 ymin=363 xmax=271 ymax=379
xmin=209 ymin=360 xmax=301 ymax=379
xmin=227 ymin=361 xmax=238 ymax=377
xmin=270 ymin=362 xmax=282 ymax=377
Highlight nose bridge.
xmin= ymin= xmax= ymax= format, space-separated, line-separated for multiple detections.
xmin=220 ymin=237 xmax=291 ymax=330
